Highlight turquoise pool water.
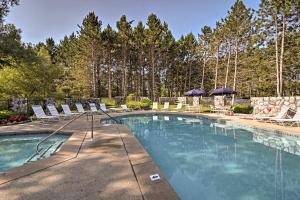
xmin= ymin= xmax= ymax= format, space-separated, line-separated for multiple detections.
xmin=116 ymin=114 xmax=300 ymax=200
xmin=0 ymin=133 xmax=70 ymax=172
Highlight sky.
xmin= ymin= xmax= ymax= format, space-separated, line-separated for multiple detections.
xmin=6 ymin=0 xmax=260 ymax=44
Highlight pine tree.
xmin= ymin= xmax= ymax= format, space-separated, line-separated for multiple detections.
xmin=76 ymin=12 xmax=102 ymax=97
xmin=116 ymin=15 xmax=132 ymax=98
xmin=145 ymin=14 xmax=163 ymax=100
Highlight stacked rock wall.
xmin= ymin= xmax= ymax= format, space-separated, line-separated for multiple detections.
xmin=251 ymin=96 xmax=300 ymax=115
xmin=8 ymin=98 xmax=27 ymax=113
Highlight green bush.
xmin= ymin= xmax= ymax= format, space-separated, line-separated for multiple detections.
xmin=126 ymin=101 xmax=141 ymax=110
xmin=101 ymin=98 xmax=116 ymax=106
xmin=0 ymin=110 xmax=17 ymax=119
xmin=126 ymin=94 xmax=135 ymax=102
xmin=232 ymin=104 xmax=253 ymax=114
xmin=140 ymin=97 xmax=151 ymax=105
xmin=200 ymin=106 xmax=212 ymax=113
xmin=140 ymin=97 xmax=151 ymax=110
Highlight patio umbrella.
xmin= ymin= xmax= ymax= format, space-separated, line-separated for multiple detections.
xmin=210 ymin=87 xmax=236 ymax=96
xmin=184 ymin=89 xmax=205 ymax=96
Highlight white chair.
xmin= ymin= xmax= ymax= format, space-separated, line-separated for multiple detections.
xmin=271 ymin=107 xmax=300 ymax=126
xmin=75 ymin=103 xmax=85 ymax=113
xmin=254 ymin=106 xmax=289 ymax=121
xmin=88 ymin=103 xmax=99 ymax=113
xmin=99 ymin=103 xmax=108 ymax=112
xmin=121 ymin=104 xmax=131 ymax=112
xmin=31 ymin=105 xmax=59 ymax=122
xmin=174 ymin=103 xmax=182 ymax=111
xmin=61 ymin=104 xmax=80 ymax=115
xmin=47 ymin=104 xmax=71 ymax=119
xmin=162 ymin=102 xmax=169 ymax=111
xmin=152 ymin=102 xmax=158 ymax=110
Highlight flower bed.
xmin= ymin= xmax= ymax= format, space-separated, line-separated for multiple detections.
xmin=0 ymin=110 xmax=28 ymax=125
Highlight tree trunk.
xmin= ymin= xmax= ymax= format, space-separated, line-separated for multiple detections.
xmin=232 ymin=40 xmax=239 ymax=105
xmin=279 ymin=13 xmax=286 ymax=96
xmin=274 ymin=14 xmax=280 ymax=97
xmin=201 ymin=57 xmax=206 ymax=89
xmin=214 ymin=44 xmax=220 ymax=89
xmin=123 ymin=46 xmax=127 ymax=97
xmin=108 ymin=53 xmax=112 ymax=99
xmin=184 ymin=66 xmax=188 ymax=92
xmin=151 ymin=47 xmax=155 ymax=100
xmin=225 ymin=43 xmax=231 ymax=88
xmin=188 ymin=64 xmax=191 ymax=89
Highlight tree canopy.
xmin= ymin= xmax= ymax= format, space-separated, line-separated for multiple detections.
xmin=0 ymin=0 xmax=299 ymax=99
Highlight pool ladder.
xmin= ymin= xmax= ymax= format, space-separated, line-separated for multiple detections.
xmin=26 ymin=141 xmax=64 ymax=163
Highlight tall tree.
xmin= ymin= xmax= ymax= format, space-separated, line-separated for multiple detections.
xmin=258 ymin=0 xmax=300 ymax=96
xmin=76 ymin=12 xmax=102 ymax=97
xmin=132 ymin=21 xmax=146 ymax=97
xmin=145 ymin=14 xmax=163 ymax=100
xmin=225 ymin=0 xmax=252 ymax=102
xmin=116 ymin=15 xmax=132 ymax=98
xmin=102 ymin=24 xmax=117 ymax=99
xmin=198 ymin=25 xmax=212 ymax=90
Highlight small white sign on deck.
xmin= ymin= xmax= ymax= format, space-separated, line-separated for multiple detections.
xmin=150 ymin=174 xmax=160 ymax=181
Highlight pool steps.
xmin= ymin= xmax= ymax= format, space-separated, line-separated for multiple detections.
xmin=26 ymin=141 xmax=64 ymax=163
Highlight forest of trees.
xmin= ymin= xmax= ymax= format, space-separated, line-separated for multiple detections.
xmin=0 ymin=0 xmax=299 ymax=100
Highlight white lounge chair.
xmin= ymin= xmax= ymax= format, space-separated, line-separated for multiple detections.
xmin=88 ymin=103 xmax=99 ymax=113
xmin=61 ymin=104 xmax=80 ymax=115
xmin=99 ymin=103 xmax=108 ymax=112
xmin=121 ymin=104 xmax=131 ymax=112
xmin=47 ymin=104 xmax=72 ymax=119
xmin=75 ymin=103 xmax=85 ymax=113
xmin=162 ymin=102 xmax=169 ymax=111
xmin=174 ymin=103 xmax=182 ymax=111
xmin=152 ymin=102 xmax=158 ymax=110
xmin=254 ymin=106 xmax=289 ymax=121
xmin=271 ymin=107 xmax=300 ymax=126
xmin=32 ymin=105 xmax=59 ymax=122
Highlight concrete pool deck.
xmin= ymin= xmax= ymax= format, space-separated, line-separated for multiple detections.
xmin=0 ymin=111 xmax=300 ymax=200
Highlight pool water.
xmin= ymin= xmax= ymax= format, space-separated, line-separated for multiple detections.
xmin=0 ymin=133 xmax=70 ymax=172
xmin=116 ymin=114 xmax=300 ymax=200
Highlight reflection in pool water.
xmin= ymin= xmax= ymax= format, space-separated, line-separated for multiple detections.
xmin=115 ymin=114 xmax=300 ymax=200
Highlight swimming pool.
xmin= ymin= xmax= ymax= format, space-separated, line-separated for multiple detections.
xmin=115 ymin=114 xmax=300 ymax=200
xmin=0 ymin=133 xmax=70 ymax=172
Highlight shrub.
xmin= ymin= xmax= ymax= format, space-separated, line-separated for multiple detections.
xmin=101 ymin=98 xmax=116 ymax=106
xmin=0 ymin=110 xmax=16 ymax=119
xmin=140 ymin=97 xmax=151 ymax=105
xmin=232 ymin=104 xmax=253 ymax=114
xmin=126 ymin=94 xmax=135 ymax=102
xmin=126 ymin=101 xmax=141 ymax=110
xmin=140 ymin=97 xmax=151 ymax=110
xmin=200 ymin=106 xmax=212 ymax=113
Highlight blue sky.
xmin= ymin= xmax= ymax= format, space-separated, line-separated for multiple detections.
xmin=6 ymin=0 xmax=260 ymax=44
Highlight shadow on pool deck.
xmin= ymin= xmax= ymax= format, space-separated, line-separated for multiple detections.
xmin=0 ymin=115 xmax=180 ymax=200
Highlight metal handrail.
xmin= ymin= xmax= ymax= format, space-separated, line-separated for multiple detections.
xmin=36 ymin=112 xmax=88 ymax=154
xmin=98 ymin=108 xmax=121 ymax=124
xmin=36 ymin=107 xmax=120 ymax=154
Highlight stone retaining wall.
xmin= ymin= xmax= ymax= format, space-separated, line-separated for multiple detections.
xmin=251 ymin=96 xmax=300 ymax=115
